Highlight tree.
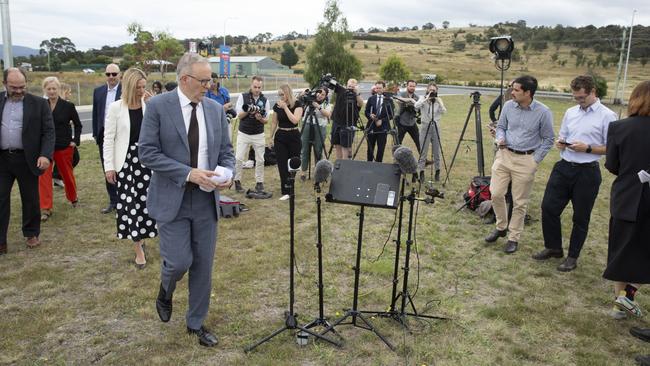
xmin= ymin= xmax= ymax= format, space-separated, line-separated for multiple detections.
xmin=39 ymin=37 xmax=77 ymax=70
xmin=422 ymin=22 xmax=434 ymax=30
xmin=379 ymin=54 xmax=410 ymax=84
xmin=125 ymin=22 xmax=155 ymax=72
xmin=442 ymin=21 xmax=450 ymax=29
xmin=280 ymin=42 xmax=299 ymax=69
xmin=304 ymin=0 xmax=362 ymax=86
xmin=153 ymin=31 xmax=184 ymax=76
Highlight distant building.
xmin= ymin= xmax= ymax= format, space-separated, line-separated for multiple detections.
xmin=207 ymin=56 xmax=292 ymax=77
xmin=19 ymin=62 xmax=33 ymax=72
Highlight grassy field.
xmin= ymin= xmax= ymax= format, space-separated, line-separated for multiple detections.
xmin=0 ymin=95 xmax=647 ymax=365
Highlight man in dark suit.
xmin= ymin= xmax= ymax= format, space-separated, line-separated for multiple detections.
xmin=92 ymin=64 xmax=122 ymax=214
xmin=0 ymin=68 xmax=55 ymax=254
xmin=139 ymin=53 xmax=235 ymax=347
xmin=364 ymin=80 xmax=394 ymax=162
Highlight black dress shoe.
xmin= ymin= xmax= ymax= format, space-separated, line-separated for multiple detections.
xmin=635 ymin=354 xmax=650 ymax=366
xmin=631 ymin=327 xmax=650 ymax=343
xmin=532 ymin=248 xmax=564 ymax=260
xmin=557 ymin=257 xmax=578 ymax=272
xmin=504 ymin=240 xmax=518 ymax=254
xmin=485 ymin=229 xmax=507 ymax=243
xmin=187 ymin=326 xmax=219 ymax=347
xmin=101 ymin=204 xmax=116 ymax=214
xmin=156 ymin=283 xmax=173 ymax=322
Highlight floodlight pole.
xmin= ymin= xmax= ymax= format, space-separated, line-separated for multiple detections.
xmin=612 ymin=27 xmax=627 ymax=105
xmin=1 ymin=0 xmax=13 ymax=69
xmin=619 ymin=9 xmax=636 ymax=114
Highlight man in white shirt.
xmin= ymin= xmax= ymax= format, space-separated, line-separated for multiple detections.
xmin=533 ymin=75 xmax=616 ymax=272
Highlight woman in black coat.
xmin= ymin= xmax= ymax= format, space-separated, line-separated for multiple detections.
xmin=603 ymin=80 xmax=650 ymax=320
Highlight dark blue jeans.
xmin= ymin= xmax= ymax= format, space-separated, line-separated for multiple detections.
xmin=541 ymin=159 xmax=602 ymax=258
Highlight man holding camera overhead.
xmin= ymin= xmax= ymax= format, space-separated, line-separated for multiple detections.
xmin=234 ymin=76 xmax=270 ymax=194
xmin=330 ymin=78 xmax=363 ymax=160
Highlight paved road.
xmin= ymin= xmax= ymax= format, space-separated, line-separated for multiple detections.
xmin=77 ymin=84 xmax=571 ymax=140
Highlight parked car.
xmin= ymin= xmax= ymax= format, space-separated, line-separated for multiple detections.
xmin=82 ymin=68 xmax=95 ymax=74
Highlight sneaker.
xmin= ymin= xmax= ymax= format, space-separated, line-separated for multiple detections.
xmin=255 ymin=182 xmax=265 ymax=192
xmin=615 ymin=295 xmax=643 ymax=318
xmin=53 ymin=178 xmax=64 ymax=188
xmin=609 ymin=305 xmax=628 ymax=320
xmin=234 ymin=180 xmax=244 ymax=193
xmin=279 ymin=194 xmax=290 ymax=201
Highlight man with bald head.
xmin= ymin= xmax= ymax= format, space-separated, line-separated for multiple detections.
xmin=0 ymin=68 xmax=55 ymax=254
xmin=92 ymin=63 xmax=122 ymax=214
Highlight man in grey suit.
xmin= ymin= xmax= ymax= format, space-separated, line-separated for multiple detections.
xmin=139 ymin=53 xmax=235 ymax=347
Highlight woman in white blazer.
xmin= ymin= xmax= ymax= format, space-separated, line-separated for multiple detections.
xmin=103 ymin=68 xmax=157 ymax=269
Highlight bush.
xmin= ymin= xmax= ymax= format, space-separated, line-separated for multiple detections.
xmin=589 ymin=72 xmax=608 ymax=98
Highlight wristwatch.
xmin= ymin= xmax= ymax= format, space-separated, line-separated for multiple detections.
xmin=586 ymin=145 xmax=592 ymax=153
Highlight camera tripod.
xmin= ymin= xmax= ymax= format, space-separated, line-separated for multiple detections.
xmin=444 ymin=91 xmax=486 ymax=186
xmin=300 ymin=105 xmax=329 ymax=179
xmin=245 ymin=172 xmax=340 ymax=352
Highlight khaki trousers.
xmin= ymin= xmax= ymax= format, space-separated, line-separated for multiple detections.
xmin=490 ymin=149 xmax=538 ymax=242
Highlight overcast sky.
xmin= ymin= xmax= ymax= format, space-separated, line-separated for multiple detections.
xmin=6 ymin=0 xmax=649 ymax=50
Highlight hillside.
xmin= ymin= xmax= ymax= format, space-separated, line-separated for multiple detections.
xmin=0 ymin=44 xmax=40 ymax=58
xmin=252 ymin=26 xmax=646 ymax=96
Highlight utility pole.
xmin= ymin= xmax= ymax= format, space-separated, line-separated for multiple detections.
xmin=620 ymin=9 xmax=636 ymax=111
xmin=612 ymin=27 xmax=627 ymax=105
xmin=1 ymin=0 xmax=13 ymax=69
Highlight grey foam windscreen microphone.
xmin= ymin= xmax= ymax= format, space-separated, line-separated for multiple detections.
xmin=393 ymin=146 xmax=418 ymax=174
xmin=314 ymin=159 xmax=333 ymax=184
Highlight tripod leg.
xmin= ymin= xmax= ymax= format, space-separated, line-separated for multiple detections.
xmin=355 ymin=313 xmax=395 ymax=351
xmin=244 ymin=325 xmax=290 ymax=353
xmin=443 ymin=102 xmax=475 ymax=186
xmin=297 ymin=325 xmax=341 ymax=347
xmin=351 ymin=127 xmax=370 ymax=161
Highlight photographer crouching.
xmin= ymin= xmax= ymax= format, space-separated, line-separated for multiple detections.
xmin=299 ymin=87 xmax=331 ymax=181
xmin=328 ymin=77 xmax=363 ymax=160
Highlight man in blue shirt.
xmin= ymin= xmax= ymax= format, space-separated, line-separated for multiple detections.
xmin=485 ymin=75 xmax=555 ymax=254
xmin=533 ymin=75 xmax=616 ymax=272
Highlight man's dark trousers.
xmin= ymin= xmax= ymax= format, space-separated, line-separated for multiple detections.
xmin=97 ymin=136 xmax=118 ymax=206
xmin=0 ymin=150 xmax=40 ymax=244
xmin=367 ymin=131 xmax=387 ymax=162
xmin=541 ymin=159 xmax=601 ymax=258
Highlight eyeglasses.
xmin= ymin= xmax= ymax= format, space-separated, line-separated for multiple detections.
xmin=186 ymin=75 xmax=212 ymax=87
xmin=105 ymin=72 xmax=118 ymax=77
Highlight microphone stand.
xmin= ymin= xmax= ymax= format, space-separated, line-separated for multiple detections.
xmin=245 ymin=171 xmax=340 ymax=352
xmin=303 ymin=181 xmax=339 ymax=335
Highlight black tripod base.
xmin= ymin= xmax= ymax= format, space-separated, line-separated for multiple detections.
xmin=322 ymin=310 xmax=395 ymax=351
xmin=361 ymin=292 xmax=449 ymax=331
xmin=244 ymin=311 xmax=341 ymax=353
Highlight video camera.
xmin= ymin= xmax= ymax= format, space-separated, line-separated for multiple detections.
xmin=299 ymin=88 xmax=323 ymax=105
xmin=427 ymin=91 xmax=438 ymax=100
xmin=319 ymin=73 xmax=339 ymax=90
xmin=242 ymin=103 xmax=266 ymax=116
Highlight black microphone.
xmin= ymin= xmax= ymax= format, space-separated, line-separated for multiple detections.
xmin=393 ymin=146 xmax=418 ymax=175
xmin=313 ymin=159 xmax=333 ymax=192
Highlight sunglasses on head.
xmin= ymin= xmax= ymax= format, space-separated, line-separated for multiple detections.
xmin=105 ymin=72 xmax=118 ymax=77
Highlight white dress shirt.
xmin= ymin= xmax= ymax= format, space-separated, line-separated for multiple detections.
xmin=559 ymin=99 xmax=617 ymax=163
xmin=104 ymin=82 xmax=120 ymax=121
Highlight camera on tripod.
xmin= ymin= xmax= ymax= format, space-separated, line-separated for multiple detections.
xmin=299 ymin=88 xmax=323 ymax=105
xmin=427 ymin=91 xmax=438 ymax=100
xmin=242 ymin=103 xmax=265 ymax=116
xmin=470 ymin=91 xmax=481 ymax=103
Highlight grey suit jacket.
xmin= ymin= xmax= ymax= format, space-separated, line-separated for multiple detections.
xmin=138 ymin=89 xmax=235 ymax=223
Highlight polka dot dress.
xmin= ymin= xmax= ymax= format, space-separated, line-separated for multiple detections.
xmin=115 ymin=143 xmax=157 ymax=241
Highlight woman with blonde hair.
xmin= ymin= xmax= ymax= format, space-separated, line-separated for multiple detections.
xmin=270 ymin=84 xmax=303 ymax=200
xmin=103 ymin=68 xmax=156 ymax=269
xmin=38 ymin=76 xmax=82 ymax=221
xmin=603 ymin=81 xmax=650 ymax=320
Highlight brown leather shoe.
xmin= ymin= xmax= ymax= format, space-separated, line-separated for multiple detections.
xmin=0 ymin=243 xmax=7 ymax=255
xmin=26 ymin=236 xmax=41 ymax=248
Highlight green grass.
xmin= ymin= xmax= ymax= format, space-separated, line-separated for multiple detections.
xmin=0 ymin=95 xmax=646 ymax=365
